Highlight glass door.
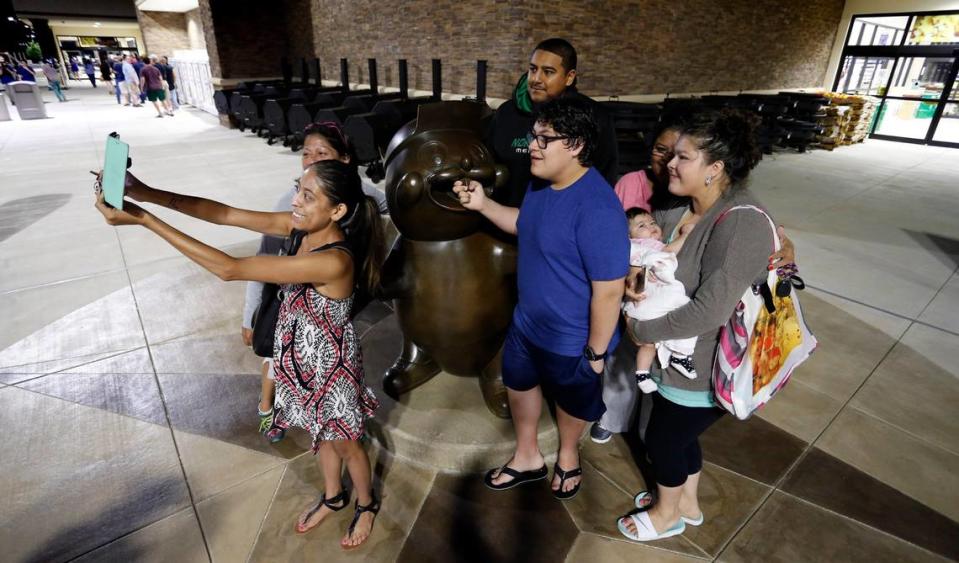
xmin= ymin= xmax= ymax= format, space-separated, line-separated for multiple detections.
xmin=932 ymin=102 xmax=959 ymax=143
xmin=837 ymin=56 xmax=894 ymax=96
xmin=872 ymin=56 xmax=955 ymax=141
xmin=834 ymin=10 xmax=959 ymax=148
xmin=929 ymin=62 xmax=959 ymax=146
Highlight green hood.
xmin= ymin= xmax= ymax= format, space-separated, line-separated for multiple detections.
xmin=513 ymin=74 xmax=533 ymax=114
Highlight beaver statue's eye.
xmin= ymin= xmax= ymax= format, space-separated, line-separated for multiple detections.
xmin=468 ymin=144 xmax=489 ymax=165
xmin=418 ymin=141 xmax=448 ymax=169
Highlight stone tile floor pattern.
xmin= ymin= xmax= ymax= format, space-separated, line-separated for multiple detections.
xmin=1 ymin=84 xmax=958 ymax=562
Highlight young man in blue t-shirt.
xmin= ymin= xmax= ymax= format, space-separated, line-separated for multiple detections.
xmin=454 ymin=98 xmax=628 ymax=499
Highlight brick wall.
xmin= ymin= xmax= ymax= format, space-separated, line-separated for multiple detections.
xmin=197 ymin=0 xmax=222 ymax=77
xmin=303 ymin=0 xmax=844 ymax=99
xmin=196 ymin=0 xmax=844 ymax=94
xmin=309 ymin=1 xmax=527 ymax=97
xmin=136 ymin=10 xmax=189 ymax=58
xmin=197 ymin=0 xmax=290 ymax=79
xmin=283 ymin=0 xmax=315 ymax=73
xmin=185 ymin=9 xmax=206 ymax=51
xmin=528 ymin=0 xmax=847 ymax=97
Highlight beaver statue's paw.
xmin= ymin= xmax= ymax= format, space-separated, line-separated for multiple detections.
xmin=383 ymin=357 xmax=441 ymax=399
xmin=479 ymin=375 xmax=510 ymax=419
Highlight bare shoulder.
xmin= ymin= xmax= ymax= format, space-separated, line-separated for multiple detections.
xmin=305 ymin=244 xmax=353 ymax=276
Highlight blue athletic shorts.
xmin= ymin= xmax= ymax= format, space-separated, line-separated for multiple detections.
xmin=502 ymin=324 xmax=606 ymax=422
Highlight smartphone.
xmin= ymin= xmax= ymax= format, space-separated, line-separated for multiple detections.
xmin=102 ymin=134 xmax=129 ymax=209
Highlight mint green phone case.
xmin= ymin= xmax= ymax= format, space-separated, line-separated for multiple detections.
xmin=102 ymin=136 xmax=129 ymax=209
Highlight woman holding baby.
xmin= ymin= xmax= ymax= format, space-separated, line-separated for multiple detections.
xmin=615 ymin=109 xmax=778 ymax=542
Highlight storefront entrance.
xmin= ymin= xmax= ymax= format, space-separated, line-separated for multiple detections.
xmin=834 ymin=11 xmax=959 ymax=148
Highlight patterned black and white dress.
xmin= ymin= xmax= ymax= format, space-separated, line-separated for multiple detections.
xmin=271 ymin=242 xmax=378 ymax=450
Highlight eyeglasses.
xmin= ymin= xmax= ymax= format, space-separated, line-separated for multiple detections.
xmin=526 ymin=132 xmax=569 ymax=150
xmin=304 ymin=121 xmax=348 ymax=145
xmin=651 ymin=144 xmax=673 ymax=158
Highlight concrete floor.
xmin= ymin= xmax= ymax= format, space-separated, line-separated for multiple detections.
xmin=1 ymin=83 xmax=958 ymax=562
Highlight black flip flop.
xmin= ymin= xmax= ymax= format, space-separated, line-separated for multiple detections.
xmin=552 ymin=463 xmax=582 ymax=500
xmin=484 ymin=462 xmax=548 ymax=491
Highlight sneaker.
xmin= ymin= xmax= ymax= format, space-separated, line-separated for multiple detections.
xmin=258 ymin=408 xmax=286 ymax=443
xmin=636 ymin=371 xmax=658 ymax=394
xmin=258 ymin=408 xmax=273 ymax=434
xmin=590 ymin=422 xmax=613 ymax=444
xmin=669 ymin=355 xmax=697 ymax=379
xmin=264 ymin=426 xmax=286 ymax=443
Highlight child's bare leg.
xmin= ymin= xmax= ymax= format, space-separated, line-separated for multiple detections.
xmin=636 ymin=343 xmax=656 ymax=372
xmin=635 ymin=343 xmax=658 ymax=393
xmin=258 ymin=360 xmax=273 ymax=413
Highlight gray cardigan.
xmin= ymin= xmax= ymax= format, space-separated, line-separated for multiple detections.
xmin=631 ymin=188 xmax=774 ymax=394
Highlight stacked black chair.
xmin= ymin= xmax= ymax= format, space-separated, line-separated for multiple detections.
xmin=777 ymin=92 xmax=830 ymax=152
xmin=602 ymin=99 xmax=662 ymax=178
xmin=262 ymin=59 xmax=347 ymax=145
xmin=239 ymin=93 xmax=273 ymax=133
xmin=212 ymin=57 xmax=312 ymax=126
xmin=344 ymin=59 xmax=445 ymax=166
xmin=286 ymin=58 xmax=375 ymax=151
xmin=741 ymin=94 xmax=795 ymax=153
xmin=311 ymin=59 xmax=402 ymax=129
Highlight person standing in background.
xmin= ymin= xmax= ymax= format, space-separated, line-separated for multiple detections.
xmin=121 ymin=55 xmax=141 ymax=107
xmin=160 ymin=56 xmax=179 ymax=110
xmin=486 ymin=38 xmax=619 ymax=207
xmin=15 ymin=60 xmax=36 ymax=82
xmin=154 ymin=56 xmax=175 ymax=115
xmin=41 ymin=60 xmax=67 ymax=102
xmin=133 ymin=55 xmax=146 ymax=104
xmin=112 ymin=56 xmax=124 ymax=104
xmin=83 ymin=58 xmax=96 ymax=87
xmin=140 ymin=57 xmax=171 ymax=118
xmin=100 ymin=56 xmax=113 ymax=93
xmin=1 ymin=55 xmax=18 ymax=84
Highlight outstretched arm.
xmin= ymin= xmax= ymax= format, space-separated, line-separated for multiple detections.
xmin=96 ymin=197 xmax=347 ymax=285
xmin=124 ymin=172 xmax=292 ymax=237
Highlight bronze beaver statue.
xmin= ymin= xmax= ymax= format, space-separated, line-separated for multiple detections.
xmin=380 ymin=101 xmax=516 ymax=418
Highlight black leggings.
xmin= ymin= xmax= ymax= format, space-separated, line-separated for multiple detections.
xmin=644 ymin=392 xmax=724 ymax=488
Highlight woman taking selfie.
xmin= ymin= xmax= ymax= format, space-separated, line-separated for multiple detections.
xmin=95 ymin=160 xmax=384 ymax=549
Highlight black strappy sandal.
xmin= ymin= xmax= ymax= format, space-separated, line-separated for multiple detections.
xmin=341 ymin=493 xmax=380 ymax=551
xmin=483 ymin=460 xmax=548 ymax=491
xmin=552 ymin=463 xmax=583 ymax=500
xmin=294 ymin=489 xmax=349 ymax=534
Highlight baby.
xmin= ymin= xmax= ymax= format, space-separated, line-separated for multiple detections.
xmin=622 ymin=208 xmax=698 ymax=393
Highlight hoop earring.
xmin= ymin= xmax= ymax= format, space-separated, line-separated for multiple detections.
xmin=705 ymin=175 xmax=712 ymax=187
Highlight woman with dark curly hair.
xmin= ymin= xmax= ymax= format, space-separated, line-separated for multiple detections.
xmin=616 ymin=109 xmax=774 ymax=542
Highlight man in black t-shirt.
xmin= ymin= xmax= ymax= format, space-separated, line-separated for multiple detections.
xmin=159 ymin=56 xmax=179 ymax=110
xmin=486 ymin=38 xmax=618 ymax=207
